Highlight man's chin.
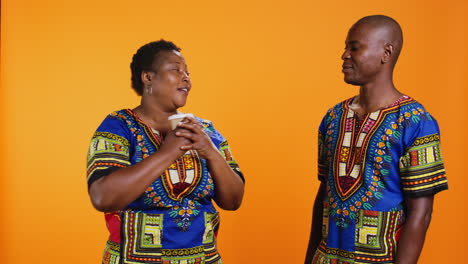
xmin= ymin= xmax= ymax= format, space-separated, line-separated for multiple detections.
xmin=344 ymin=77 xmax=362 ymax=86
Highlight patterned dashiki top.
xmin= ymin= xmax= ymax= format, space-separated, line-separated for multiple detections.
xmin=312 ymin=96 xmax=448 ymax=264
xmin=87 ymin=109 xmax=243 ymax=264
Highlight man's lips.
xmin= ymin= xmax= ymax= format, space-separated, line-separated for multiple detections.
xmin=342 ymin=64 xmax=353 ymax=73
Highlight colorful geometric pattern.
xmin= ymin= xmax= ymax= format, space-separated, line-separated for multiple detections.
xmin=162 ymin=150 xmax=202 ymax=201
xmin=400 ymin=133 xmax=447 ymax=197
xmin=219 ymin=141 xmax=242 ymax=177
xmin=354 ymin=210 xmax=404 ymax=263
xmin=313 ymin=96 xmax=448 ymax=263
xmin=160 ymin=245 xmax=206 ymax=264
xmin=102 ymin=212 xmax=222 ymax=264
xmin=202 ymin=212 xmax=222 ymax=264
xmin=335 ymin=110 xmax=383 ymax=201
xmin=311 ymin=243 xmax=354 ymax=264
xmin=88 ymin=109 xmax=241 ymax=263
xmin=318 ymin=131 xmax=328 ymax=182
xmin=102 ymin=240 xmax=121 ymax=264
xmin=121 ymin=211 xmax=163 ymax=264
xmin=87 ymin=132 xmax=131 ymax=184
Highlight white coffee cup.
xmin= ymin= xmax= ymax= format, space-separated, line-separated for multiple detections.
xmin=168 ymin=113 xmax=194 ymax=130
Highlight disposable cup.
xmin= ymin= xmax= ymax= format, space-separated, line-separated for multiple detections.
xmin=168 ymin=113 xmax=194 ymax=130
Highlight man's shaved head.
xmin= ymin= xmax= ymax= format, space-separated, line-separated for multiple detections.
xmin=352 ymin=15 xmax=403 ymax=65
xmin=342 ymin=15 xmax=404 ymax=85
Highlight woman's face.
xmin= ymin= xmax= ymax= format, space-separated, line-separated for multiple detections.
xmin=144 ymin=50 xmax=191 ymax=111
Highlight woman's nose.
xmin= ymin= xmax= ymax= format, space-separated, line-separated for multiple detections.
xmin=182 ymin=72 xmax=190 ymax=82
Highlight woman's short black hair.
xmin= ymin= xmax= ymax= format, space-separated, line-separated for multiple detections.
xmin=130 ymin=40 xmax=181 ymax=95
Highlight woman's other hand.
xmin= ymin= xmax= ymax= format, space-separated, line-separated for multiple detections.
xmin=175 ymin=117 xmax=219 ymax=160
xmin=176 ymin=116 xmax=244 ymax=210
xmin=159 ymin=126 xmax=193 ymax=157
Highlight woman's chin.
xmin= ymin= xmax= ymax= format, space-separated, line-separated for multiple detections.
xmin=174 ymin=99 xmax=187 ymax=109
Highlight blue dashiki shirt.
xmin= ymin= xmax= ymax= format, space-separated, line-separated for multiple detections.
xmin=312 ymin=96 xmax=448 ymax=264
xmin=86 ymin=109 xmax=243 ymax=264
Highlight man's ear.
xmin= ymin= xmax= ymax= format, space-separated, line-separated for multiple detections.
xmin=382 ymin=43 xmax=394 ymax=64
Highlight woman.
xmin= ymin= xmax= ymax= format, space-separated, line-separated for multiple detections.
xmin=87 ymin=40 xmax=245 ymax=264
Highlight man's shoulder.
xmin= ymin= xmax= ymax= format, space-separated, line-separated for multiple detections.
xmin=398 ymin=96 xmax=432 ymax=115
xmin=323 ymin=96 xmax=355 ymax=115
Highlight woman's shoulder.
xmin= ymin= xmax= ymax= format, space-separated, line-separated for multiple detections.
xmin=106 ymin=109 xmax=136 ymax=122
xmin=194 ymin=116 xmax=216 ymax=133
xmin=194 ymin=116 xmax=213 ymax=128
xmin=193 ymin=115 xmax=226 ymax=142
xmin=95 ymin=109 xmax=136 ymax=134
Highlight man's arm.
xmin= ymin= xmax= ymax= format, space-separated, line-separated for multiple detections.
xmin=305 ymin=182 xmax=325 ymax=264
xmin=395 ymin=195 xmax=434 ymax=264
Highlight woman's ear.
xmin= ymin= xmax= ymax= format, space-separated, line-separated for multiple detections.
xmin=141 ymin=71 xmax=154 ymax=85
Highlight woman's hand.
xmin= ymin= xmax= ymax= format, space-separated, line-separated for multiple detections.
xmin=176 ymin=116 xmax=244 ymax=210
xmin=89 ymin=126 xmax=193 ymax=212
xmin=175 ymin=117 xmax=219 ymax=160
xmin=158 ymin=126 xmax=193 ymax=157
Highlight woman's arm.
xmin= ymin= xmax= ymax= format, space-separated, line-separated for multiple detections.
xmin=205 ymin=151 xmax=245 ymax=210
xmin=88 ymin=128 xmax=191 ymax=212
xmin=305 ymin=182 xmax=325 ymax=264
xmin=177 ymin=117 xmax=245 ymax=210
xmin=395 ymin=195 xmax=434 ymax=264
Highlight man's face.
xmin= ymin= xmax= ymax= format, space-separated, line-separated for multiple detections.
xmin=341 ymin=23 xmax=387 ymax=86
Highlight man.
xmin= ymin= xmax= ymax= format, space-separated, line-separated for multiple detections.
xmin=305 ymin=15 xmax=448 ymax=264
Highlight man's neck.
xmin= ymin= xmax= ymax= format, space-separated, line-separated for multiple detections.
xmin=351 ymin=77 xmax=402 ymax=116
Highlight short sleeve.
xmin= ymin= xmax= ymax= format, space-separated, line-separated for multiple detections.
xmin=86 ymin=114 xmax=132 ymax=187
xmin=318 ymin=110 xmax=331 ymax=182
xmin=200 ymin=119 xmax=244 ymax=183
xmin=399 ymin=116 xmax=448 ymax=197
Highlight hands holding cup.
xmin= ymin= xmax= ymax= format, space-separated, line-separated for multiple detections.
xmin=168 ymin=113 xmax=195 ymax=130
xmin=170 ymin=115 xmax=219 ymax=160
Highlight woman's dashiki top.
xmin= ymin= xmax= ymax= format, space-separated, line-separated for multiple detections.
xmin=312 ymin=96 xmax=448 ymax=264
xmin=87 ymin=109 xmax=243 ymax=264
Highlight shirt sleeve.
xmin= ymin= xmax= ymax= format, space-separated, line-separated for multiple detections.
xmin=399 ymin=115 xmax=448 ymax=197
xmin=200 ymin=119 xmax=244 ymax=183
xmin=318 ymin=110 xmax=331 ymax=182
xmin=86 ymin=114 xmax=132 ymax=187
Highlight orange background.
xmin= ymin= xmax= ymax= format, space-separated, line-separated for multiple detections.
xmin=1 ymin=0 xmax=467 ymax=263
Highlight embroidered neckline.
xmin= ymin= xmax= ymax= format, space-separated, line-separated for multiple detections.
xmin=345 ymin=95 xmax=411 ymax=115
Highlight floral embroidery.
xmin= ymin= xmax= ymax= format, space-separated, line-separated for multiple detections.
xmin=169 ymin=200 xmax=202 ymax=232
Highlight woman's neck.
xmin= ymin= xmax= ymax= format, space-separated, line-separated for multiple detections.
xmin=133 ymin=102 xmax=179 ymax=135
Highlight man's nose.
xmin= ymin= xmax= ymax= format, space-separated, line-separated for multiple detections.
xmin=341 ymin=49 xmax=351 ymax=60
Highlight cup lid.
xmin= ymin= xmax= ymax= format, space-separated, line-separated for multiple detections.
xmin=168 ymin=113 xmax=194 ymax=120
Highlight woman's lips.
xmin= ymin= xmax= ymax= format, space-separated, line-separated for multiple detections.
xmin=177 ymin=87 xmax=190 ymax=94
